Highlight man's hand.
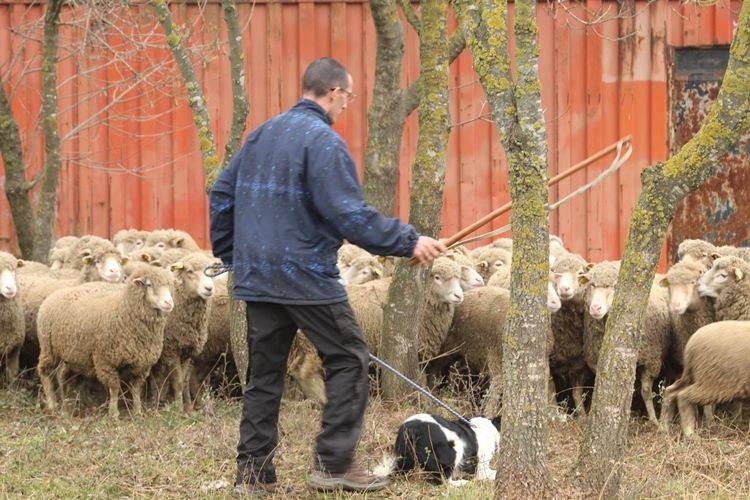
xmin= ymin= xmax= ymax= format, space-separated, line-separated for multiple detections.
xmin=411 ymin=236 xmax=447 ymax=266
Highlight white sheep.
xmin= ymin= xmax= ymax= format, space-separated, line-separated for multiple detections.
xmin=144 ymin=228 xmax=202 ymax=253
xmin=578 ymin=260 xmax=671 ymax=424
xmin=346 ymin=256 xmax=464 ymax=361
xmin=0 ymin=252 xmax=24 ymax=385
xmin=37 ymin=263 xmax=175 ymax=417
xmin=443 ymin=246 xmax=485 ymax=291
xmin=697 ymin=255 xmax=750 ymax=322
xmin=148 ymin=252 xmax=216 ymax=411
xmin=189 ymin=277 xmax=234 ymax=402
xmin=289 ymin=257 xmax=465 ymax=399
xmin=549 ymin=252 xmax=591 ymax=413
xmin=677 ymin=238 xmax=718 ymax=270
xmin=470 ymin=246 xmax=512 ymax=283
xmin=434 ymin=283 xmax=557 ymax=414
xmin=112 ymin=228 xmax=149 ymax=258
xmin=657 ymin=260 xmax=716 ymax=430
xmin=665 ymin=320 xmax=750 ymax=437
xmin=339 ymin=254 xmax=384 ymax=285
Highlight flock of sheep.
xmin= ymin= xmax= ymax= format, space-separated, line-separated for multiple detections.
xmin=289 ymin=236 xmax=750 ymax=438
xmin=1 ymin=230 xmax=749 ymax=437
xmin=0 ymin=229 xmax=232 ymax=417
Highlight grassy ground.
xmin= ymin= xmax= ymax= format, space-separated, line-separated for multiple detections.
xmin=2 ymin=381 xmax=750 ymax=499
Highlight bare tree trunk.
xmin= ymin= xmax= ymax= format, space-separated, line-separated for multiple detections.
xmin=0 ymin=82 xmax=34 ymax=258
xmin=214 ymin=0 xmax=250 ymax=180
xmin=31 ymin=0 xmax=65 ymax=262
xmin=364 ymin=0 xmax=405 ymax=216
xmin=458 ymin=1 xmax=553 ymax=496
xmin=576 ymin=2 xmax=750 ymax=495
xmin=380 ymin=0 xmax=450 ymax=398
xmin=150 ymin=0 xmax=219 ymax=182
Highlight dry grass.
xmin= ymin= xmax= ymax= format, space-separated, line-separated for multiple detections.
xmin=2 ymin=381 xmax=750 ymax=499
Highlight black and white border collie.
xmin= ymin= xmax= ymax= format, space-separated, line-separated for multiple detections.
xmin=374 ymin=413 xmax=501 ymax=486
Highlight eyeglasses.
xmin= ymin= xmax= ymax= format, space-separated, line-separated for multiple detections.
xmin=332 ymin=87 xmax=357 ymax=102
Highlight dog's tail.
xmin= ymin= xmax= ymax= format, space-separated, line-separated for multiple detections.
xmin=372 ymin=454 xmax=397 ymax=478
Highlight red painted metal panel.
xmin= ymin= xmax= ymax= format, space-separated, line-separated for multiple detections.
xmin=0 ymin=0 xmax=744 ymax=264
xmin=584 ymin=0 xmax=604 ymax=262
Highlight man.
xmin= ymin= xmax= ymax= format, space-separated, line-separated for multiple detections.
xmin=209 ymin=57 xmax=445 ymax=495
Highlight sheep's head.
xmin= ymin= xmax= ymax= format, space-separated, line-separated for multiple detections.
xmin=551 ymin=253 xmax=588 ymax=301
xmin=169 ymin=254 xmax=215 ymax=300
xmin=578 ymin=261 xmax=620 ymax=320
xmin=0 ymin=253 xmax=21 ymax=299
xmin=677 ymin=239 xmax=718 ymax=270
xmin=443 ymin=250 xmax=484 ymax=291
xmin=698 ymin=256 xmax=747 ymax=299
xmin=128 ymin=263 xmax=175 ymax=312
xmin=83 ymin=249 xmax=126 ymax=283
xmin=428 ymin=257 xmax=464 ymax=305
xmin=340 ymin=255 xmax=383 ymax=285
xmin=660 ymin=260 xmax=705 ymax=315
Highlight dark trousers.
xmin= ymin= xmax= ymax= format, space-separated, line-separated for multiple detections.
xmin=236 ymin=300 xmax=370 ymax=482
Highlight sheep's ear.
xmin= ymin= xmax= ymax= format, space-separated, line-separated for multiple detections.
xmin=132 ymin=276 xmax=145 ymax=286
xmin=584 ymin=263 xmax=595 ymax=272
xmin=169 ymin=262 xmax=185 ymax=272
xmin=171 ymin=237 xmax=185 ymax=248
xmin=730 ymin=267 xmax=744 ymax=281
xmin=659 ymin=277 xmax=669 ymax=288
xmin=82 ymin=255 xmax=95 ymax=265
xmin=578 ymin=274 xmax=590 ymax=286
xmin=121 ymin=257 xmax=129 ymax=265
xmin=16 ymin=259 xmax=25 ymax=268
xmin=477 ymin=261 xmax=489 ymax=272
xmin=710 ymin=252 xmax=721 ymax=261
xmin=373 ymin=267 xmax=382 ymax=278
xmin=377 ymin=255 xmax=386 ymax=264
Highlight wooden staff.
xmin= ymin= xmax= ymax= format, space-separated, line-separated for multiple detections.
xmin=410 ymin=135 xmax=632 ymax=263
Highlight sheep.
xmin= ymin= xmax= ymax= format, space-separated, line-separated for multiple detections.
xmin=549 ymin=234 xmax=568 ymax=266
xmin=433 ymin=284 xmax=556 ymax=414
xmin=655 ymin=260 xmax=716 ymax=430
xmin=486 ymin=266 xmax=562 ymax=313
xmin=340 ymin=255 xmax=384 ymax=285
xmin=345 ymin=256 xmax=464 ymax=362
xmin=677 ymin=239 xmax=718 ymax=270
xmin=0 ymin=252 xmax=24 ymax=385
xmin=17 ymin=247 xmax=126 ymax=368
xmin=444 ymin=246 xmax=485 ymax=291
xmin=287 ymin=332 xmax=326 ymax=404
xmin=112 ymin=228 xmax=149 ymax=258
xmin=470 ymin=246 xmax=512 ymax=283
xmin=148 ymin=252 xmax=216 ymax=411
xmin=660 ymin=261 xmax=716 ymax=368
xmin=189 ymin=276 xmax=236 ymax=401
xmin=47 ymin=236 xmax=80 ymax=270
xmin=549 ymin=252 xmax=591 ymax=413
xmin=144 ymin=228 xmax=201 ymax=253
xmin=665 ymin=320 xmax=750 ymax=437
xmin=279 ymin=258 xmax=463 ymax=402
xmin=62 ymin=234 xmax=123 ymax=274
xmin=337 ymin=243 xmax=371 ymax=269
xmin=37 ymin=263 xmax=175 ymax=417
xmin=698 ymin=256 xmax=750 ymax=322
xmin=490 ymin=238 xmax=513 ymax=253
xmin=578 ymin=260 xmax=671 ymax=424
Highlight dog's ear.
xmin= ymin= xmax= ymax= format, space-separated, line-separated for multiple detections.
xmin=490 ymin=416 xmax=502 ymax=430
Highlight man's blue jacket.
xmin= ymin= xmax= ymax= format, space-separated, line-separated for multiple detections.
xmin=209 ymin=99 xmax=420 ymax=305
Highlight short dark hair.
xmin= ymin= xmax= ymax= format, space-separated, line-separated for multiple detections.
xmin=302 ymin=57 xmax=350 ymax=98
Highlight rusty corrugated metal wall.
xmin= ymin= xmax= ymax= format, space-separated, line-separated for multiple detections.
xmin=0 ymin=0 xmax=743 ymax=262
